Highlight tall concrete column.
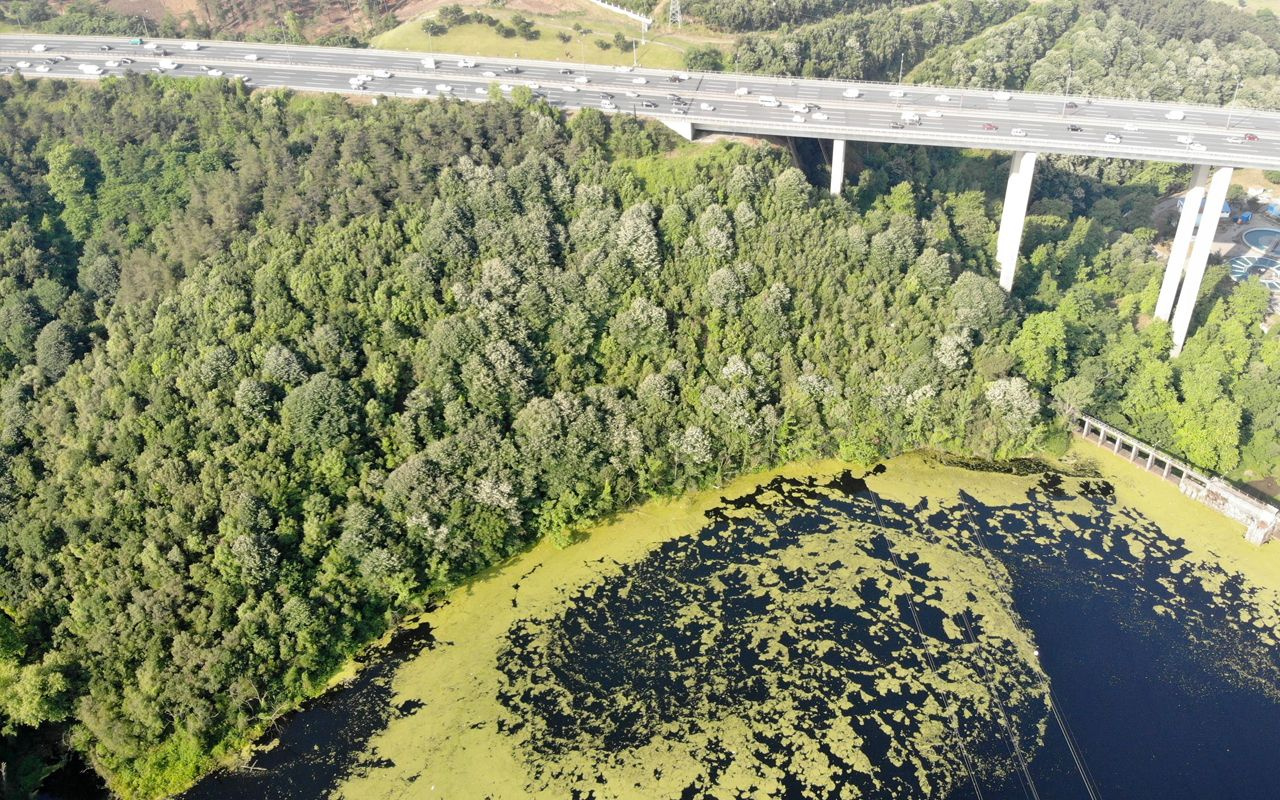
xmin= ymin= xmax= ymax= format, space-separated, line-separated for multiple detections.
xmin=830 ymin=139 xmax=847 ymax=196
xmin=1170 ymin=165 xmax=1234 ymax=356
xmin=1155 ymin=164 xmax=1211 ymax=321
xmin=996 ymin=151 xmax=1038 ymax=292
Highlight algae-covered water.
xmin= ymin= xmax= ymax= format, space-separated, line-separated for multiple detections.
xmin=181 ymin=446 xmax=1280 ymax=799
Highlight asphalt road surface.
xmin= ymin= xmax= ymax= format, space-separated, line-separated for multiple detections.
xmin=4 ymin=33 xmax=1280 ymax=169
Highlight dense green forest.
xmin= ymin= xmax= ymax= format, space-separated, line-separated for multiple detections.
xmin=2 ymin=0 xmax=1280 ymax=797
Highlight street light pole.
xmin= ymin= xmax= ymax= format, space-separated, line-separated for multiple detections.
xmin=1227 ymin=76 xmax=1242 ymax=130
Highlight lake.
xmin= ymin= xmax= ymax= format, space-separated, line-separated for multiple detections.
xmin=179 ymin=444 xmax=1280 ymax=799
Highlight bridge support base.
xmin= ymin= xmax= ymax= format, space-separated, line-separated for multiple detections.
xmin=830 ymin=139 xmax=846 ymax=196
xmin=996 ymin=151 xmax=1038 ymax=292
xmin=1155 ymin=164 xmax=1211 ymax=322
xmin=1170 ymin=165 xmax=1233 ymax=356
xmin=659 ymin=118 xmax=695 ymax=141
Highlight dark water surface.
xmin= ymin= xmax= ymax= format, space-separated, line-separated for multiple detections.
xmin=52 ymin=463 xmax=1280 ymax=799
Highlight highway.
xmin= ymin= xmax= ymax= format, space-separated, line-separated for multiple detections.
xmin=4 ymin=33 xmax=1280 ymax=169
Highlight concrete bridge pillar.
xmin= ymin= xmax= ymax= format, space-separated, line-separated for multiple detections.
xmin=659 ymin=117 xmax=695 ymax=140
xmin=1155 ymin=164 xmax=1210 ymax=321
xmin=830 ymin=139 xmax=847 ymax=196
xmin=1170 ymin=165 xmax=1234 ymax=356
xmin=997 ymin=151 xmax=1038 ymax=292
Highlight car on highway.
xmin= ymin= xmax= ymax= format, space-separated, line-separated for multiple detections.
xmin=1104 ymin=133 xmax=1122 ymax=143
xmin=559 ymin=68 xmax=573 ymax=74
xmin=181 ymin=42 xmax=200 ymax=51
xmin=1176 ymin=134 xmax=1195 ymax=145
xmin=672 ymin=105 xmax=687 ymax=114
xmin=99 ymin=44 xmax=112 ymax=51
xmin=791 ymin=114 xmax=805 ymax=123
xmin=787 ymin=103 xmax=808 ymax=113
xmin=31 ymin=44 xmax=48 ymax=52
xmin=354 ymin=74 xmax=373 ymax=83
xmin=78 ymin=63 xmax=103 ymax=75
xmin=527 ymin=82 xmax=540 ymax=89
xmin=144 ymin=42 xmax=159 ymax=50
xmin=473 ymin=87 xmax=486 ymax=95
xmin=503 ymin=66 xmax=520 ymax=73
xmin=888 ymin=89 xmax=905 ymax=99
xmin=1227 ymin=135 xmax=1245 ymax=144
xmin=207 ymin=68 xmax=223 ymax=77
xmin=499 ymin=84 xmax=513 ymax=92
xmin=759 ymin=97 xmax=781 ymax=107
xmin=565 ymin=85 xmax=579 ymax=92
xmin=993 ymin=91 xmax=1012 ymax=101
xmin=601 ymin=100 xmax=616 ymax=109
xmin=1188 ymin=141 xmax=1207 ymax=151
xmin=812 ymin=111 xmax=829 ymax=121
xmin=481 ymin=70 xmax=496 ymax=78
xmin=633 ymin=76 xmax=648 ymax=84
xmin=734 ymin=87 xmax=750 ymax=96
xmin=700 ymin=102 xmax=715 ymax=111
xmin=1122 ymin=122 xmax=1139 ymax=131
xmin=34 ymin=64 xmax=49 ymax=72
xmin=1067 ymin=124 xmax=1084 ymax=132
xmin=435 ymin=83 xmax=453 ymax=92
xmin=105 ymin=60 xmax=120 ymax=68
xmin=666 ymin=93 xmax=682 ymax=101
xmin=842 ymin=87 xmax=861 ymax=98
xmin=981 ymin=122 xmax=998 ymax=131
xmin=244 ymin=53 xmax=259 ymax=61
xmin=119 ymin=57 xmax=133 ymax=65
xmin=889 ymin=120 xmax=905 ymax=129
xmin=1011 ymin=128 xmax=1027 ymax=137
xmin=458 ymin=58 xmax=476 ymax=67
xmin=1245 ymin=133 xmax=1260 ymax=141
xmin=934 ymin=94 xmax=951 ymax=102
xmin=1165 ymin=109 xmax=1185 ymax=120
xmin=157 ymin=59 xmax=178 ymax=70
xmin=14 ymin=61 xmax=30 ymax=69
xmin=1064 ymin=101 xmax=1078 ymax=110
xmin=413 ymin=86 xmax=430 ymax=95
xmin=641 ymin=100 xmax=657 ymax=108
xmin=373 ymin=69 xmax=393 ymax=78
xmin=599 ymin=92 xmax=614 ymax=99
xmin=925 ymin=109 xmax=943 ymax=118
xmin=574 ymin=75 xmax=589 ymax=84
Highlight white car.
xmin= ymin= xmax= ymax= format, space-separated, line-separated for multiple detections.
xmin=842 ymin=87 xmax=861 ymax=98
xmin=676 ymin=73 xmax=690 ymax=80
xmin=181 ymin=42 xmax=200 ymax=51
xmin=34 ymin=64 xmax=50 ymax=72
xmin=1227 ymin=136 xmax=1245 ymax=144
xmin=1188 ymin=141 xmax=1207 ymax=151
xmin=1122 ymin=122 xmax=1139 ymax=132
xmin=207 ymin=68 xmax=223 ymax=77
xmin=31 ymin=44 xmax=48 ymax=52
xmin=421 ymin=58 xmax=436 ymax=69
xmin=791 ymin=114 xmax=805 ymax=123
xmin=481 ymin=70 xmax=496 ymax=78
xmin=888 ymin=89 xmax=905 ymax=99
xmin=935 ymin=94 xmax=951 ymax=102
xmin=528 ymin=82 xmax=540 ymax=89
xmin=473 ymin=87 xmax=486 ymax=95
xmin=157 ymin=59 xmax=178 ymax=70
xmin=1165 ymin=109 xmax=1185 ymax=121
xmin=812 ymin=111 xmax=829 ymax=121
xmin=354 ymin=74 xmax=372 ymax=83
xmin=699 ymin=102 xmax=715 ymax=111
xmin=412 ymin=86 xmax=430 ymax=95
xmin=565 ymin=85 xmax=579 ymax=92
xmin=1104 ymin=133 xmax=1122 ymax=144
xmin=373 ymin=69 xmax=392 ymax=78
xmin=734 ymin=87 xmax=750 ymax=96
xmin=14 ymin=61 xmax=30 ymax=69
xmin=144 ymin=43 xmax=159 ymax=51
xmin=499 ymin=84 xmax=513 ymax=92
xmin=625 ymin=90 xmax=639 ymax=98
xmin=457 ymin=58 xmax=475 ymax=68
xmin=244 ymin=53 xmax=259 ymax=61
xmin=993 ymin=91 xmax=1012 ymax=101
xmin=787 ymin=103 xmax=808 ymax=112
xmin=104 ymin=60 xmax=119 ymax=68
xmin=435 ymin=83 xmax=453 ymax=92
xmin=1176 ymin=134 xmax=1195 ymax=145
xmin=926 ymin=109 xmax=943 ymax=118
xmin=1011 ymin=127 xmax=1027 ymax=137
xmin=601 ymin=100 xmax=616 ymax=109
xmin=574 ymin=75 xmax=589 ymax=84
xmin=672 ymin=105 xmax=687 ymax=114
xmin=759 ymin=98 xmax=781 ymax=108
xmin=78 ymin=63 xmax=103 ymax=75
xmin=633 ymin=76 xmax=648 ymax=85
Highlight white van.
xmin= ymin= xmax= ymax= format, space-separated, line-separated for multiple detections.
xmin=181 ymin=42 xmax=200 ymax=51
xmin=421 ymin=57 xmax=436 ymax=69
xmin=758 ymin=95 xmax=780 ymax=108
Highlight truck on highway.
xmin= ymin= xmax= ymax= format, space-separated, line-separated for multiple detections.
xmin=900 ymin=110 xmax=921 ymax=125
xmin=421 ymin=57 xmax=436 ymax=69
xmin=157 ymin=59 xmax=178 ymax=70
xmin=758 ymin=94 xmax=780 ymax=107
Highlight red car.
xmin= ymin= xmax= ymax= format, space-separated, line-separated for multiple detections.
xmin=982 ymin=122 xmax=998 ymax=131
xmin=1245 ymin=133 xmax=1260 ymax=142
